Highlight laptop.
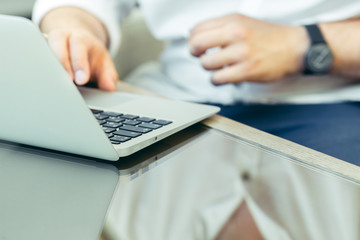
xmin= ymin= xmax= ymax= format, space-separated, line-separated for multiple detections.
xmin=0 ymin=14 xmax=219 ymax=161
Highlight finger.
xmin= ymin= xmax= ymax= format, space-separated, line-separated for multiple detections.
xmin=190 ymin=15 xmax=228 ymax=34
xmin=189 ymin=27 xmax=246 ymax=57
xmin=47 ymin=31 xmax=74 ymax=79
xmin=200 ymin=43 xmax=248 ymax=70
xmin=211 ymin=62 xmax=251 ymax=85
xmin=189 ymin=29 xmax=227 ymax=57
xmin=95 ymin=54 xmax=118 ymax=91
xmin=69 ymin=35 xmax=91 ymax=86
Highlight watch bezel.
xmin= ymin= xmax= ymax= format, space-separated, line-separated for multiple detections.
xmin=304 ymin=43 xmax=333 ymax=75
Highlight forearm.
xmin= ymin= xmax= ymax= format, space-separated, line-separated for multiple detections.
xmin=40 ymin=7 xmax=109 ymax=48
xmin=319 ymin=18 xmax=360 ymax=77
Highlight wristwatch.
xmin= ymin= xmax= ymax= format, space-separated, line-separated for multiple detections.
xmin=303 ymin=24 xmax=333 ymax=75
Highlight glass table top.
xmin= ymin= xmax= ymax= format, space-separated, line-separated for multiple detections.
xmin=101 ymin=123 xmax=360 ymax=240
xmin=0 ymin=122 xmax=359 ymax=240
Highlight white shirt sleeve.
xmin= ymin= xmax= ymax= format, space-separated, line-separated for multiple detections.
xmin=32 ymin=0 xmax=136 ymax=56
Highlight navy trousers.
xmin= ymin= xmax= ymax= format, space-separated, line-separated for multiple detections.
xmin=211 ymin=102 xmax=360 ymax=166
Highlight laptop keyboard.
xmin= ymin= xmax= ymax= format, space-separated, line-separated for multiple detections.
xmin=91 ymin=109 xmax=172 ymax=145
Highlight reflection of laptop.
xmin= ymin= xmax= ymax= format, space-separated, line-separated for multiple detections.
xmin=0 ymin=14 xmax=219 ymax=161
xmin=0 ymin=140 xmax=119 ymax=240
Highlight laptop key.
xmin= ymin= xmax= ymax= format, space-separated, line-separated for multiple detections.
xmin=94 ymin=114 xmax=108 ymax=120
xmin=110 ymin=135 xmax=131 ymax=143
xmin=113 ymin=129 xmax=142 ymax=138
xmin=102 ymin=127 xmax=116 ymax=133
xmin=107 ymin=116 xmax=125 ymax=123
xmin=138 ymin=123 xmax=162 ymax=129
xmin=102 ymin=111 xmax=123 ymax=117
xmin=103 ymin=122 xmax=122 ymax=128
xmin=137 ymin=117 xmax=155 ymax=122
xmin=123 ymin=120 xmax=141 ymax=126
xmin=153 ymin=119 xmax=172 ymax=125
xmin=120 ymin=125 xmax=152 ymax=133
xmin=122 ymin=114 xmax=139 ymax=120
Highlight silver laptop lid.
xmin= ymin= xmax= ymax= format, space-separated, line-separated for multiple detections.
xmin=0 ymin=15 xmax=119 ymax=160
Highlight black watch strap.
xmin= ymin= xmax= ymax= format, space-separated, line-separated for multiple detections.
xmin=304 ymin=24 xmax=325 ymax=44
xmin=303 ymin=24 xmax=333 ymax=75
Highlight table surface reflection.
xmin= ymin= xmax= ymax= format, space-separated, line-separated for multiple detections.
xmin=0 ymin=140 xmax=119 ymax=240
xmin=101 ymin=122 xmax=360 ymax=240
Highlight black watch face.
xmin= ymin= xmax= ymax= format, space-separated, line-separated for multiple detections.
xmin=306 ymin=43 xmax=333 ymax=74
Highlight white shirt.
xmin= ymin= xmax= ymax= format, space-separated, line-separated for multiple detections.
xmin=33 ymin=0 xmax=360 ymax=105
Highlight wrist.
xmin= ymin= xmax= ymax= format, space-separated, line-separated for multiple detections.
xmin=318 ymin=21 xmax=358 ymax=77
xmin=285 ymin=25 xmax=310 ymax=75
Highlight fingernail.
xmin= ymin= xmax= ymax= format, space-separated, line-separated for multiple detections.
xmin=75 ymin=70 xmax=87 ymax=85
xmin=43 ymin=33 xmax=49 ymax=40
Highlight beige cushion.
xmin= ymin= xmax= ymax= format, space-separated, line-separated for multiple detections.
xmin=113 ymin=8 xmax=164 ymax=79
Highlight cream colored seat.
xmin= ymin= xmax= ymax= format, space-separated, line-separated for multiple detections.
xmin=113 ymin=8 xmax=165 ymax=79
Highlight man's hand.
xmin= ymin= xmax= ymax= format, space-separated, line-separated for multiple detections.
xmin=189 ymin=14 xmax=309 ymax=85
xmin=40 ymin=7 xmax=118 ymax=91
xmin=46 ymin=29 xmax=118 ymax=91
